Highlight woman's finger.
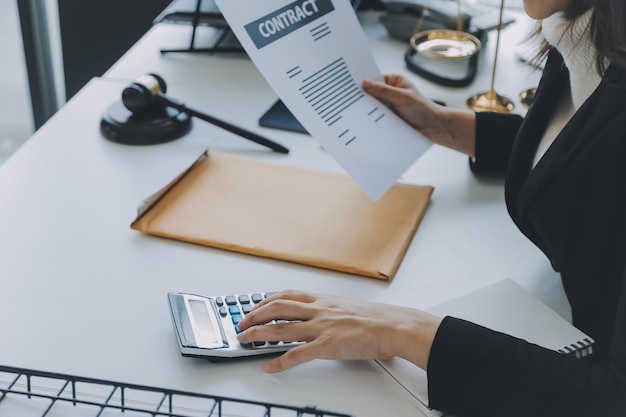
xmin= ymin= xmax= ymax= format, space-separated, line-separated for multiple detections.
xmin=237 ymin=298 xmax=318 ymax=330
xmin=382 ymin=73 xmax=416 ymax=90
xmin=237 ymin=319 xmax=315 ymax=345
xmin=361 ymin=78 xmax=402 ymax=102
xmin=261 ymin=342 xmax=324 ymax=373
xmin=252 ymin=289 xmax=317 ymax=310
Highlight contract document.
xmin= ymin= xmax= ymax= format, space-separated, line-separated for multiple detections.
xmin=215 ymin=0 xmax=432 ymax=200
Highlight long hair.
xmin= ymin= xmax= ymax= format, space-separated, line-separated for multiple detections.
xmin=592 ymin=0 xmax=626 ymax=71
xmin=531 ymin=0 xmax=626 ymax=74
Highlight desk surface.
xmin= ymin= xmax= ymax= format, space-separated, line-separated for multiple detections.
xmin=0 ymin=11 xmax=564 ymax=417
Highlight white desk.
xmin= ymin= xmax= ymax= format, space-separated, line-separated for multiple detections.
xmin=0 ymin=11 xmax=564 ymax=417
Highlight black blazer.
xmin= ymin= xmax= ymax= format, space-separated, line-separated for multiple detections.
xmin=426 ymin=50 xmax=626 ymax=416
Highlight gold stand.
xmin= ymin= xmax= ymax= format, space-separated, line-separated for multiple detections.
xmin=467 ymin=0 xmax=514 ymax=113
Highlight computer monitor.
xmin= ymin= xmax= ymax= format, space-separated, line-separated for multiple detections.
xmin=155 ymin=0 xmax=365 ymax=30
xmin=154 ymin=0 xmax=227 ymax=29
xmin=155 ymin=0 xmax=365 ymax=53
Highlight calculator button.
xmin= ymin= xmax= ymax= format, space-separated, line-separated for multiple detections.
xmin=231 ymin=313 xmax=242 ymax=325
xmin=264 ymin=292 xmax=278 ymax=299
xmin=242 ymin=304 xmax=252 ymax=314
xmin=215 ymin=297 xmax=224 ymax=306
xmin=238 ymin=294 xmax=250 ymax=304
xmin=218 ymin=307 xmax=227 ymax=317
xmin=251 ymin=293 xmax=263 ymax=303
xmin=228 ymin=305 xmax=241 ymax=316
xmin=225 ymin=296 xmax=237 ymax=305
xmin=253 ymin=341 xmax=265 ymax=347
xmin=235 ymin=325 xmax=252 ymax=348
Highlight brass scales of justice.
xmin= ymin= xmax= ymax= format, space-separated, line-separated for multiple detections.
xmin=409 ymin=0 xmax=519 ymax=113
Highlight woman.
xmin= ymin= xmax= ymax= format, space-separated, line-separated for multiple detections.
xmin=237 ymin=0 xmax=626 ymax=415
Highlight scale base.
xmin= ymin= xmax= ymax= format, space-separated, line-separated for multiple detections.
xmin=519 ymin=87 xmax=537 ymax=109
xmin=100 ymin=101 xmax=192 ymax=145
xmin=467 ymin=90 xmax=515 ymax=113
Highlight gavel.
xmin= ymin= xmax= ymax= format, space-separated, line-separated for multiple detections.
xmin=120 ymin=74 xmax=289 ymax=154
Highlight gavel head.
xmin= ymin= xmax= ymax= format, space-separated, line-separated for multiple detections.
xmin=121 ymin=74 xmax=168 ymax=113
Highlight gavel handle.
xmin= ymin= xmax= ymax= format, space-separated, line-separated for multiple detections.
xmin=158 ymin=94 xmax=289 ymax=154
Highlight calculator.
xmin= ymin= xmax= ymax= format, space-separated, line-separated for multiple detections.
xmin=167 ymin=292 xmax=301 ymax=359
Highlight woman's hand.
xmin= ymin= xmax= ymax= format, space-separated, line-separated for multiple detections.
xmin=236 ymin=290 xmax=442 ymax=373
xmin=362 ymin=74 xmax=476 ymax=157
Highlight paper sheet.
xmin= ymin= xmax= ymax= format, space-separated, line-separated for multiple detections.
xmin=214 ymin=0 xmax=432 ymax=200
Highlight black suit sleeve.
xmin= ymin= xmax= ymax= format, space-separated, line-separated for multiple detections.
xmin=426 ymin=273 xmax=626 ymax=417
xmin=425 ymin=61 xmax=626 ymax=416
xmin=468 ymin=111 xmax=523 ymax=177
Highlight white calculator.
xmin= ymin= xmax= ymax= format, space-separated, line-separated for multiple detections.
xmin=168 ymin=292 xmax=301 ymax=359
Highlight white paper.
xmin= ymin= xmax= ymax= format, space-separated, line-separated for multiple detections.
xmin=214 ymin=0 xmax=432 ymax=200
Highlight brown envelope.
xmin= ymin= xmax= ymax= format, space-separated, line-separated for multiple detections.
xmin=131 ymin=151 xmax=434 ymax=280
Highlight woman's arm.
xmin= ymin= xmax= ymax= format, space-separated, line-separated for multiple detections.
xmin=235 ymin=290 xmax=443 ymax=373
xmin=362 ymin=75 xmax=477 ymax=157
xmin=237 ymin=287 xmax=626 ymax=416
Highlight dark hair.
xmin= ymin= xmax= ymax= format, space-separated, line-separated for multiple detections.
xmin=530 ymin=0 xmax=626 ymax=74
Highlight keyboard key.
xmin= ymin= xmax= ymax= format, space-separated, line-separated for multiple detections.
xmin=225 ymin=295 xmax=237 ymax=305
xmin=218 ymin=306 xmax=227 ymax=317
xmin=251 ymin=293 xmax=263 ymax=304
xmin=215 ymin=297 xmax=224 ymax=306
xmin=228 ymin=305 xmax=241 ymax=316
xmin=238 ymin=294 xmax=250 ymax=304
xmin=242 ymin=304 xmax=252 ymax=314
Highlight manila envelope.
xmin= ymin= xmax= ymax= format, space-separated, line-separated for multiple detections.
xmin=131 ymin=150 xmax=433 ymax=280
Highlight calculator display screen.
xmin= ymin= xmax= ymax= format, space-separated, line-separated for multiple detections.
xmin=188 ymin=299 xmax=220 ymax=347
